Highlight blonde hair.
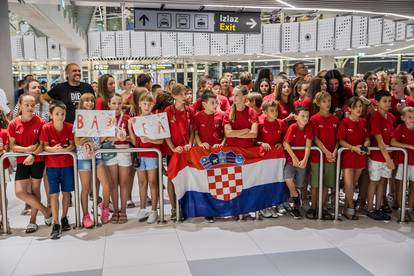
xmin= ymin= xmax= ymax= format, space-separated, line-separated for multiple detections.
xmin=402 ymin=106 xmax=414 ymax=116
xmin=129 ymin=87 xmax=149 ymax=116
xmin=138 ymin=92 xmax=155 ymax=115
xmin=78 ymin=93 xmax=95 ymax=110
xmin=229 ymin=86 xmax=248 ymax=123
xmin=313 ymin=91 xmax=331 ymax=106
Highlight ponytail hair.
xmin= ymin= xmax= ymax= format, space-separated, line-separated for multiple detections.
xmin=129 ymin=87 xmax=148 ymax=116
xmin=229 ymin=85 xmax=248 ymax=123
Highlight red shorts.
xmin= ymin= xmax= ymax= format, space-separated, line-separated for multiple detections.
xmin=341 ymin=151 xmax=367 ymax=169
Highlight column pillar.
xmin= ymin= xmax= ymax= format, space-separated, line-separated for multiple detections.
xmin=0 ymin=0 xmax=14 ymax=104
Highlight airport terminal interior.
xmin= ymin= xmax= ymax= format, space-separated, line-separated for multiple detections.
xmin=1 ymin=0 xmax=414 ymax=275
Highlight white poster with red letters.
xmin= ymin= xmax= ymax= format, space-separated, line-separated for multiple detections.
xmin=131 ymin=112 xmax=171 ymax=140
xmin=74 ymin=110 xmax=116 ymax=137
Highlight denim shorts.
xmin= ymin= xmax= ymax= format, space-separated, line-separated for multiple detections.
xmin=46 ymin=167 xmax=74 ymax=194
xmin=77 ymin=159 xmax=105 ymax=171
xmin=137 ymin=157 xmax=158 ymax=171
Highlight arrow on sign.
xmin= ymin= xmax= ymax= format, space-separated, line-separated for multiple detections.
xmin=139 ymin=14 xmax=149 ymax=26
xmin=246 ymin=18 xmax=257 ymax=29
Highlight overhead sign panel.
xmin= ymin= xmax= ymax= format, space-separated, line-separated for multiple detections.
xmin=134 ymin=9 xmax=215 ymax=32
xmin=214 ymin=12 xmax=261 ymax=33
xmin=134 ymin=9 xmax=261 ymax=33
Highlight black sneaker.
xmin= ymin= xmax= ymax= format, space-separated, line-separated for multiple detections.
xmin=367 ymin=210 xmax=389 ymax=221
xmin=50 ymin=224 xmax=61 ymax=240
xmin=292 ymin=196 xmax=301 ymax=208
xmin=204 ymin=217 xmax=215 ymax=223
xmin=377 ymin=210 xmax=391 ymax=221
xmin=61 ymin=217 xmax=71 ymax=232
xmin=289 ymin=208 xmax=303 ymax=219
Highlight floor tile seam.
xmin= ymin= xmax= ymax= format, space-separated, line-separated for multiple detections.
xmin=11 ymin=237 xmax=34 ymax=276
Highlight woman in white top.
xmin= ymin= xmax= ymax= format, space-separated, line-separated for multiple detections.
xmin=13 ymin=80 xmax=49 ymax=122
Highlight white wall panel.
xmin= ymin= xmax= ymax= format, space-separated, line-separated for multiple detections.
xmin=335 ymin=16 xmax=352 ymax=50
xmin=35 ymin=36 xmax=48 ymax=60
xmin=396 ymin=21 xmax=406 ymax=41
xmin=161 ymin=32 xmax=177 ymax=57
xmin=407 ymin=24 xmax=414 ymax=38
xmin=210 ymin=33 xmax=227 ymax=55
xmin=281 ymin=22 xmax=299 ymax=53
xmin=48 ymin=38 xmax=61 ymax=59
xmin=115 ymin=31 xmax=130 ymax=57
xmin=177 ymin=32 xmax=193 ymax=56
xmin=352 ymin=16 xmax=368 ymax=48
xmin=100 ymin=31 xmax=116 ymax=57
xmin=245 ymin=34 xmax=262 ymax=54
xmin=263 ymin=24 xmax=280 ymax=54
xmin=227 ymin=34 xmax=244 ymax=55
xmin=318 ymin=18 xmax=335 ymax=51
xmin=194 ymin=33 xmax=210 ymax=55
xmin=368 ymin=17 xmax=383 ymax=45
xmin=23 ymin=35 xmax=36 ymax=59
xmin=130 ymin=31 xmax=146 ymax=57
xmin=11 ymin=36 xmax=24 ymax=60
xmin=382 ymin=19 xmax=395 ymax=44
xmin=299 ymin=20 xmax=317 ymax=53
xmin=145 ymin=32 xmax=161 ymax=57
xmin=88 ymin=31 xmax=101 ymax=58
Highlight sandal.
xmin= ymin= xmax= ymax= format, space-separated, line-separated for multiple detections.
xmin=110 ymin=212 xmax=119 ymax=224
xmin=322 ymin=209 xmax=334 ymax=220
xmin=306 ymin=208 xmax=318 ymax=220
xmin=25 ymin=223 xmax=38 ymax=234
xmin=343 ymin=208 xmax=359 ymax=220
xmin=118 ymin=212 xmax=128 ymax=224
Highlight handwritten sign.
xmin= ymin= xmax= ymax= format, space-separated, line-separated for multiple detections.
xmin=131 ymin=112 xmax=171 ymax=140
xmin=74 ymin=110 xmax=116 ymax=137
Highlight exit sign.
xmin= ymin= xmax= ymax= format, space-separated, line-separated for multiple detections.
xmin=215 ymin=12 xmax=261 ymax=33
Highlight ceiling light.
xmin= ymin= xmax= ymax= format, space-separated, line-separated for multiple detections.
xmin=276 ymin=0 xmax=296 ymax=8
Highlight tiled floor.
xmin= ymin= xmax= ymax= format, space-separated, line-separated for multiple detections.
xmin=1 ymin=177 xmax=414 ymax=276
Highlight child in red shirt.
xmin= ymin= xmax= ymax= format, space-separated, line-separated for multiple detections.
xmin=337 ymin=97 xmax=370 ymax=220
xmin=129 ymin=92 xmax=164 ymax=224
xmin=257 ymin=100 xmax=287 ymax=218
xmin=367 ymin=90 xmax=395 ymax=221
xmin=193 ymin=92 xmax=225 ymax=149
xmin=293 ymin=81 xmax=311 ymax=110
xmin=264 ymin=80 xmax=295 ymax=123
xmin=165 ymin=84 xmax=194 ymax=220
xmin=40 ymin=101 xmax=75 ymax=239
xmin=105 ymin=94 xmax=131 ymax=224
xmin=283 ymin=107 xmax=313 ymax=219
xmin=95 ymin=74 xmax=116 ymax=110
xmin=391 ymin=106 xmax=414 ymax=220
xmin=8 ymin=94 xmax=51 ymax=233
xmin=223 ymin=86 xmax=258 ymax=148
xmin=247 ymin=92 xmax=263 ymax=117
xmin=309 ymin=92 xmax=339 ymax=220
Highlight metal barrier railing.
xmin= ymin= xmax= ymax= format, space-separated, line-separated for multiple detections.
xmin=91 ymin=148 xmax=164 ymax=226
xmin=0 ymin=151 xmax=80 ymax=234
xmin=335 ymin=147 xmax=409 ymax=222
xmin=175 ymin=146 xmax=324 ymax=221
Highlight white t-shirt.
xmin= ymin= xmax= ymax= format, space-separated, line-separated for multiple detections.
xmin=0 ymin=88 xmax=10 ymax=114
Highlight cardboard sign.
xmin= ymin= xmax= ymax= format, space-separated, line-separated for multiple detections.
xmin=131 ymin=112 xmax=171 ymax=140
xmin=74 ymin=110 xmax=116 ymax=137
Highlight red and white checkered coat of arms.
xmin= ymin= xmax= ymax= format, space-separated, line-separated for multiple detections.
xmin=207 ymin=166 xmax=243 ymax=201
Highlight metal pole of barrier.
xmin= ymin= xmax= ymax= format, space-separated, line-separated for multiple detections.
xmin=334 ymin=147 xmax=408 ymax=222
xmin=292 ymin=147 xmax=324 ymax=220
xmin=0 ymin=151 xmax=81 ymax=234
xmin=92 ymin=148 xmax=164 ymax=227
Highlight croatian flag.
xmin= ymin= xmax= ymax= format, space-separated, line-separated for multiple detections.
xmin=168 ymin=147 xmax=288 ymax=218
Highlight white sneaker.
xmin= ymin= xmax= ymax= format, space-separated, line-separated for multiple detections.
xmin=270 ymin=207 xmax=280 ymax=218
xmin=147 ymin=210 xmax=158 ymax=224
xmin=137 ymin=208 xmax=149 ymax=222
xmin=260 ymin=208 xmax=273 ymax=218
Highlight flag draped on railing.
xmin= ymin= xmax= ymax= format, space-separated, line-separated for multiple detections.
xmin=168 ymin=147 xmax=288 ymax=218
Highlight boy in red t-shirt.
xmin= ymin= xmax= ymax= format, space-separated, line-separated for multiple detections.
xmin=309 ymin=92 xmax=339 ymax=220
xmin=367 ymin=90 xmax=395 ymax=221
xmin=391 ymin=106 xmax=414 ymax=221
xmin=283 ymin=106 xmax=313 ymax=219
xmin=257 ymin=100 xmax=287 ymax=218
xmin=247 ymin=92 xmax=263 ymax=117
xmin=193 ymin=92 xmax=225 ymax=149
xmin=40 ymin=101 xmax=75 ymax=239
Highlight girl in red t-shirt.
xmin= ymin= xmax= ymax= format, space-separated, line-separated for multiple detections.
xmin=129 ymin=92 xmax=164 ymax=224
xmin=223 ymin=85 xmax=258 ymax=148
xmin=337 ymin=97 xmax=370 ymax=219
xmin=95 ymin=74 xmax=116 ymax=110
xmin=105 ymin=94 xmax=131 ymax=224
xmin=165 ymin=84 xmax=193 ymax=220
xmin=8 ymin=95 xmax=51 ymax=233
xmin=293 ymin=81 xmax=311 ymax=110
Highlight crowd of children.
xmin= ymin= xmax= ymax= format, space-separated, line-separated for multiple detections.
xmin=2 ymin=66 xmax=414 ymax=240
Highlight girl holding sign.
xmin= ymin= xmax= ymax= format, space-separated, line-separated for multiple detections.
xmin=129 ymin=91 xmax=164 ymax=224
xmin=105 ymin=94 xmax=131 ymax=224
xmin=75 ymin=93 xmax=112 ymax=227
xmin=165 ymin=84 xmax=194 ymax=221
xmin=8 ymin=94 xmax=52 ymax=233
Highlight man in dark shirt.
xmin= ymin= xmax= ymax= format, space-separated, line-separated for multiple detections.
xmin=43 ymin=63 xmax=93 ymax=123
